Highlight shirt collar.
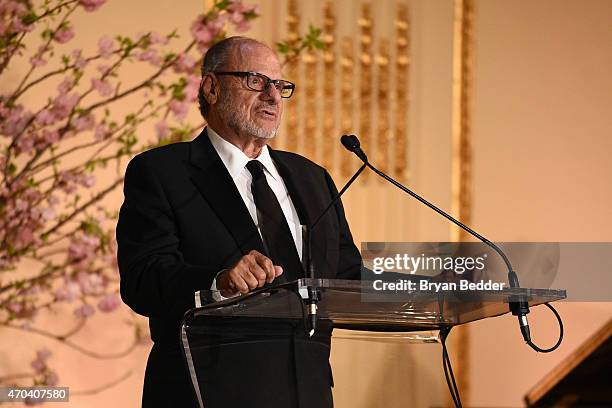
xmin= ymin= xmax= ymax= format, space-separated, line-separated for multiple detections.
xmin=206 ymin=127 xmax=279 ymax=181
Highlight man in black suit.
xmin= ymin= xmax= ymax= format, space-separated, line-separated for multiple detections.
xmin=116 ymin=36 xmax=361 ymax=407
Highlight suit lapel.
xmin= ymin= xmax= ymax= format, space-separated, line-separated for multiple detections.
xmin=188 ymin=129 xmax=266 ymax=255
xmin=269 ymin=149 xmax=314 ymax=228
xmin=270 ymin=148 xmax=332 ymax=278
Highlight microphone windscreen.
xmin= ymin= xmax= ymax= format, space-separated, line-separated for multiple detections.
xmin=341 ymin=135 xmax=360 ymax=152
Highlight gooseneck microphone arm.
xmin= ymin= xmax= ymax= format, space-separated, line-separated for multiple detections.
xmin=339 ymin=134 xmax=533 ymax=339
xmin=340 ymin=134 xmax=563 ymax=408
xmin=303 ymin=162 xmax=368 ymax=336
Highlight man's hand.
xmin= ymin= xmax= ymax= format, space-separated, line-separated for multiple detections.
xmin=216 ymin=250 xmax=283 ymax=296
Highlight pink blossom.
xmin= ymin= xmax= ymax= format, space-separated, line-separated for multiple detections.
xmin=149 ymin=32 xmax=169 ymax=45
xmin=51 ymin=92 xmax=80 ymax=120
xmin=30 ymin=55 xmax=46 ymax=67
xmin=73 ymin=113 xmax=95 ymax=131
xmin=48 ymin=195 xmax=60 ymax=206
xmin=78 ymin=0 xmax=106 ymax=12
xmin=1 ymin=105 xmax=33 ymax=136
xmin=57 ymin=76 xmax=74 ymax=95
xmin=7 ymin=300 xmax=38 ymax=319
xmin=74 ymin=303 xmax=95 ymax=318
xmin=45 ymin=371 xmax=59 ymax=386
xmin=14 ymin=198 xmax=27 ymax=212
xmin=174 ymin=53 xmax=197 ymax=74
xmin=98 ymin=293 xmax=121 ymax=312
xmin=98 ymin=35 xmax=114 ymax=58
xmin=68 ymin=234 xmax=100 ymax=263
xmin=22 ymin=187 xmax=42 ymax=202
xmin=155 ymin=121 xmax=169 ymax=140
xmin=14 ymin=226 xmax=35 ymax=247
xmin=137 ymin=49 xmax=160 ymax=66
xmin=54 ymin=280 xmax=81 ymax=302
xmin=58 ymin=170 xmax=78 ymax=193
xmin=41 ymin=206 xmax=56 ymax=221
xmin=226 ymin=2 xmax=258 ymax=31
xmin=234 ymin=19 xmax=252 ymax=33
xmin=67 ymin=232 xmax=102 ymax=270
xmin=71 ymin=49 xmax=87 ymax=69
xmin=169 ymin=99 xmax=189 ymax=119
xmin=0 ymin=1 xmax=27 ymax=14
xmin=91 ymin=78 xmax=113 ymax=96
xmin=81 ymin=173 xmax=96 ymax=188
xmin=7 ymin=301 xmax=22 ymax=314
xmin=183 ymin=75 xmax=200 ymax=102
xmin=228 ymin=10 xmax=244 ymax=24
xmin=190 ymin=14 xmax=225 ymax=51
xmin=54 ymin=26 xmax=74 ymax=44
xmin=11 ymin=19 xmax=34 ymax=35
xmin=30 ymin=347 xmax=52 ymax=373
xmin=0 ymin=2 xmax=32 ymax=35
xmin=42 ymin=129 xmax=60 ymax=146
xmin=16 ymin=133 xmax=35 ymax=154
xmin=97 ymin=64 xmax=111 ymax=76
xmin=94 ymin=124 xmax=111 ymax=140
xmin=36 ymin=109 xmax=55 ymax=125
xmin=37 ymin=348 xmax=52 ymax=361
xmin=77 ymin=272 xmax=104 ymax=295
xmin=31 ymin=358 xmax=46 ymax=373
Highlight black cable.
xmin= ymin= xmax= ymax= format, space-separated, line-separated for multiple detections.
xmin=526 ymin=302 xmax=564 ymax=353
xmin=440 ymin=326 xmax=462 ymax=408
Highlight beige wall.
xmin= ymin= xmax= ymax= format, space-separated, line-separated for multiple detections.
xmin=466 ymin=0 xmax=612 ymax=406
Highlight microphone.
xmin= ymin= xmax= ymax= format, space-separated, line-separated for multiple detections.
xmin=340 ymin=134 xmax=532 ymax=343
xmin=340 ymin=134 xmax=368 ymax=163
xmin=303 ymin=159 xmax=367 ymax=336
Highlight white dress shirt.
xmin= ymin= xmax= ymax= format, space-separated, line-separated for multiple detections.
xmin=207 ymin=127 xmax=303 ymax=297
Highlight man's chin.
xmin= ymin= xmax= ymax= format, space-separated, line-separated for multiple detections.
xmin=249 ymin=125 xmax=279 ymax=140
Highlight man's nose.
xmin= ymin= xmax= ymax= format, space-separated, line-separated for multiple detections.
xmin=261 ymin=82 xmax=281 ymax=103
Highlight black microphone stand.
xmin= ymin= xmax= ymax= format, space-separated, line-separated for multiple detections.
xmin=303 ymin=163 xmax=367 ymax=336
xmin=340 ymin=134 xmax=533 ymax=337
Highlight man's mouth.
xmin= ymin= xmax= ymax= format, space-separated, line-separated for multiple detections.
xmin=256 ymin=108 xmax=277 ymax=120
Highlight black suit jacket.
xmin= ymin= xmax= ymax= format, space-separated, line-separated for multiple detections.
xmin=116 ymin=129 xmax=361 ymax=407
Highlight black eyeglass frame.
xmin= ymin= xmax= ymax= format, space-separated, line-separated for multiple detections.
xmin=213 ymin=71 xmax=296 ymax=98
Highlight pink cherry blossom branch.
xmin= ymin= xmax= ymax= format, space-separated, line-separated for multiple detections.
xmin=8 ymin=40 xmax=194 ymax=187
xmin=2 ymin=322 xmax=140 ymax=359
xmin=9 ymin=51 xmax=119 ymax=103
xmin=0 ymin=0 xmax=80 ymax=77
xmin=40 ymin=177 xmax=123 ymax=243
xmin=82 ymin=40 xmax=197 ymax=115
xmin=12 ymin=3 xmax=80 ymax=102
xmin=25 ymin=100 xmax=160 ymax=180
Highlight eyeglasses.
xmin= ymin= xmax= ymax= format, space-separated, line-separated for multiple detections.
xmin=214 ymin=71 xmax=296 ymax=98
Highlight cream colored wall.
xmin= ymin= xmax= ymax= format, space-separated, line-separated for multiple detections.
xmin=466 ymin=0 xmax=612 ymax=406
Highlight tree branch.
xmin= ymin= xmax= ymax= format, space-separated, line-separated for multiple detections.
xmin=2 ymin=322 xmax=140 ymax=359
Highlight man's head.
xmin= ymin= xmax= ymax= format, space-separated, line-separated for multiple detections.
xmin=199 ymin=37 xmax=292 ymax=143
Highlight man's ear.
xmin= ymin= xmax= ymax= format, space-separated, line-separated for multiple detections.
xmin=201 ymin=74 xmax=219 ymax=105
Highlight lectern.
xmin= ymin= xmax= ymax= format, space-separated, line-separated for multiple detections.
xmin=180 ymin=278 xmax=566 ymax=407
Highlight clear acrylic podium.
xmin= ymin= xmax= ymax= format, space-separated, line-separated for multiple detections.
xmin=180 ymin=278 xmax=566 ymax=407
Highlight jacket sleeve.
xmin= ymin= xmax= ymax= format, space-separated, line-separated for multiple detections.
xmin=116 ymin=154 xmax=216 ymax=318
xmin=323 ymin=170 xmax=363 ymax=280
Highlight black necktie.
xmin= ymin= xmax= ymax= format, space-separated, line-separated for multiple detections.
xmin=246 ymin=160 xmax=303 ymax=282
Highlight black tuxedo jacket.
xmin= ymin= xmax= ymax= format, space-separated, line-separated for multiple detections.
xmin=116 ymin=129 xmax=361 ymax=407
